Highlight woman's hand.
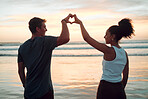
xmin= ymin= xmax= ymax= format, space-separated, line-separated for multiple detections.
xmin=72 ymin=14 xmax=82 ymax=24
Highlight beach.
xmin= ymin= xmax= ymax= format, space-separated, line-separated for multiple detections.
xmin=0 ymin=56 xmax=148 ymax=99
xmin=0 ymin=40 xmax=148 ymax=99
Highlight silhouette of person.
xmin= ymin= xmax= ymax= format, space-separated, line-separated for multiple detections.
xmin=72 ymin=14 xmax=134 ymax=99
xmin=18 ymin=14 xmax=72 ymax=99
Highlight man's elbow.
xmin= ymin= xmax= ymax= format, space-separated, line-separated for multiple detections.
xmin=63 ymin=38 xmax=70 ymax=44
xmin=66 ymin=38 xmax=70 ymax=43
xmin=57 ymin=37 xmax=70 ymax=46
xmin=18 ymin=69 xmax=24 ymax=75
xmin=18 ymin=69 xmax=22 ymax=75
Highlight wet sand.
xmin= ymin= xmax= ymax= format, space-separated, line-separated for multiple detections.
xmin=0 ymin=56 xmax=148 ymax=99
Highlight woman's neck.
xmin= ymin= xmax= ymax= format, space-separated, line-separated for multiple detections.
xmin=111 ymin=42 xmax=121 ymax=48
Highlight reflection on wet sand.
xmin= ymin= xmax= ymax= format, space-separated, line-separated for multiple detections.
xmin=0 ymin=56 xmax=148 ymax=99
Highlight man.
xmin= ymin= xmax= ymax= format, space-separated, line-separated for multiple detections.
xmin=18 ymin=14 xmax=72 ymax=99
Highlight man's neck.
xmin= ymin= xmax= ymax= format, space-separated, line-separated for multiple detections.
xmin=31 ymin=33 xmax=42 ymax=39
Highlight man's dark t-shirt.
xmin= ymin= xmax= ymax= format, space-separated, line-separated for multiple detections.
xmin=18 ymin=36 xmax=57 ymax=98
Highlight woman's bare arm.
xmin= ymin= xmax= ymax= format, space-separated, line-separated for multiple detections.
xmin=73 ymin=14 xmax=111 ymax=54
xmin=122 ymin=52 xmax=129 ymax=88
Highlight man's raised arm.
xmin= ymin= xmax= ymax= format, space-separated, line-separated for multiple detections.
xmin=57 ymin=14 xmax=72 ymax=46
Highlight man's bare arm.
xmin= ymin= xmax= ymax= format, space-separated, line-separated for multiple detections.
xmin=57 ymin=14 xmax=72 ymax=46
xmin=18 ymin=62 xmax=26 ymax=88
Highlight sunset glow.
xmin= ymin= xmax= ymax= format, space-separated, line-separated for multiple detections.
xmin=0 ymin=0 xmax=148 ymax=42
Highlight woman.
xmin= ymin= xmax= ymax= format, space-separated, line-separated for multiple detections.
xmin=72 ymin=15 xmax=134 ymax=99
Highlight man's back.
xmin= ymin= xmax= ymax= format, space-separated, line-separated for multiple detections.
xmin=18 ymin=15 xmax=71 ymax=99
xmin=18 ymin=36 xmax=57 ymax=98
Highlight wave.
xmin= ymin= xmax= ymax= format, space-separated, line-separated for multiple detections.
xmin=0 ymin=40 xmax=148 ymax=46
xmin=55 ymin=46 xmax=148 ymax=50
xmin=122 ymin=46 xmax=148 ymax=49
xmin=70 ymin=40 xmax=148 ymax=44
xmin=1 ymin=53 xmax=148 ymax=57
xmin=63 ymin=40 xmax=148 ymax=45
xmin=0 ymin=48 xmax=18 ymax=51
xmin=56 ymin=46 xmax=148 ymax=50
xmin=1 ymin=45 xmax=148 ymax=51
xmin=120 ymin=40 xmax=148 ymax=44
xmin=0 ymin=42 xmax=21 ymax=46
xmin=0 ymin=54 xmax=17 ymax=56
xmin=128 ymin=54 xmax=148 ymax=56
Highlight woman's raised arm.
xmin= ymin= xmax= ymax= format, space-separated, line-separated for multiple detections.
xmin=72 ymin=14 xmax=111 ymax=54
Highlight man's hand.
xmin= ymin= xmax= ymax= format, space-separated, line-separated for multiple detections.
xmin=62 ymin=13 xmax=73 ymax=24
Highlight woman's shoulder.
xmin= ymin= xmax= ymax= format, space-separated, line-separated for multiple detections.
xmin=104 ymin=47 xmax=116 ymax=61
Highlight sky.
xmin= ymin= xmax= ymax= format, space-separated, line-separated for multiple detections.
xmin=0 ymin=0 xmax=148 ymax=42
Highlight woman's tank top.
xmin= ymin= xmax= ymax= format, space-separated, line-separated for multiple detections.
xmin=101 ymin=46 xmax=127 ymax=83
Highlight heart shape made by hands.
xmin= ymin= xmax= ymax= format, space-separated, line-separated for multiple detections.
xmin=68 ymin=17 xmax=75 ymax=23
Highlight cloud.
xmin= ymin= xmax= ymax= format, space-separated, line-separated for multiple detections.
xmin=1 ymin=0 xmax=148 ymax=17
xmin=0 ymin=0 xmax=148 ymax=41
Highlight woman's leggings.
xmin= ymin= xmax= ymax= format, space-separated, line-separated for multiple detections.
xmin=97 ymin=80 xmax=126 ymax=99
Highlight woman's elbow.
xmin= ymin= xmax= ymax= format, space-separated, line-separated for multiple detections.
xmin=83 ymin=36 xmax=89 ymax=42
xmin=84 ymin=37 xmax=87 ymax=41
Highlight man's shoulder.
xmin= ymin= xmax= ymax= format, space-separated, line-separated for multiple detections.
xmin=21 ymin=39 xmax=30 ymax=46
xmin=18 ymin=39 xmax=31 ymax=50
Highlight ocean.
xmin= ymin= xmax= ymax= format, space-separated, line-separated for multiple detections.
xmin=0 ymin=40 xmax=148 ymax=99
xmin=1 ymin=40 xmax=148 ymax=57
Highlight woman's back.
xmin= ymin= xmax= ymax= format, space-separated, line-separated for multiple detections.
xmin=101 ymin=46 xmax=127 ymax=83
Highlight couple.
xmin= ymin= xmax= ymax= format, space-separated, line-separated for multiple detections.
xmin=18 ymin=14 xmax=134 ymax=99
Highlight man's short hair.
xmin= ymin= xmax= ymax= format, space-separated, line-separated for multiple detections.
xmin=29 ymin=17 xmax=46 ymax=34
